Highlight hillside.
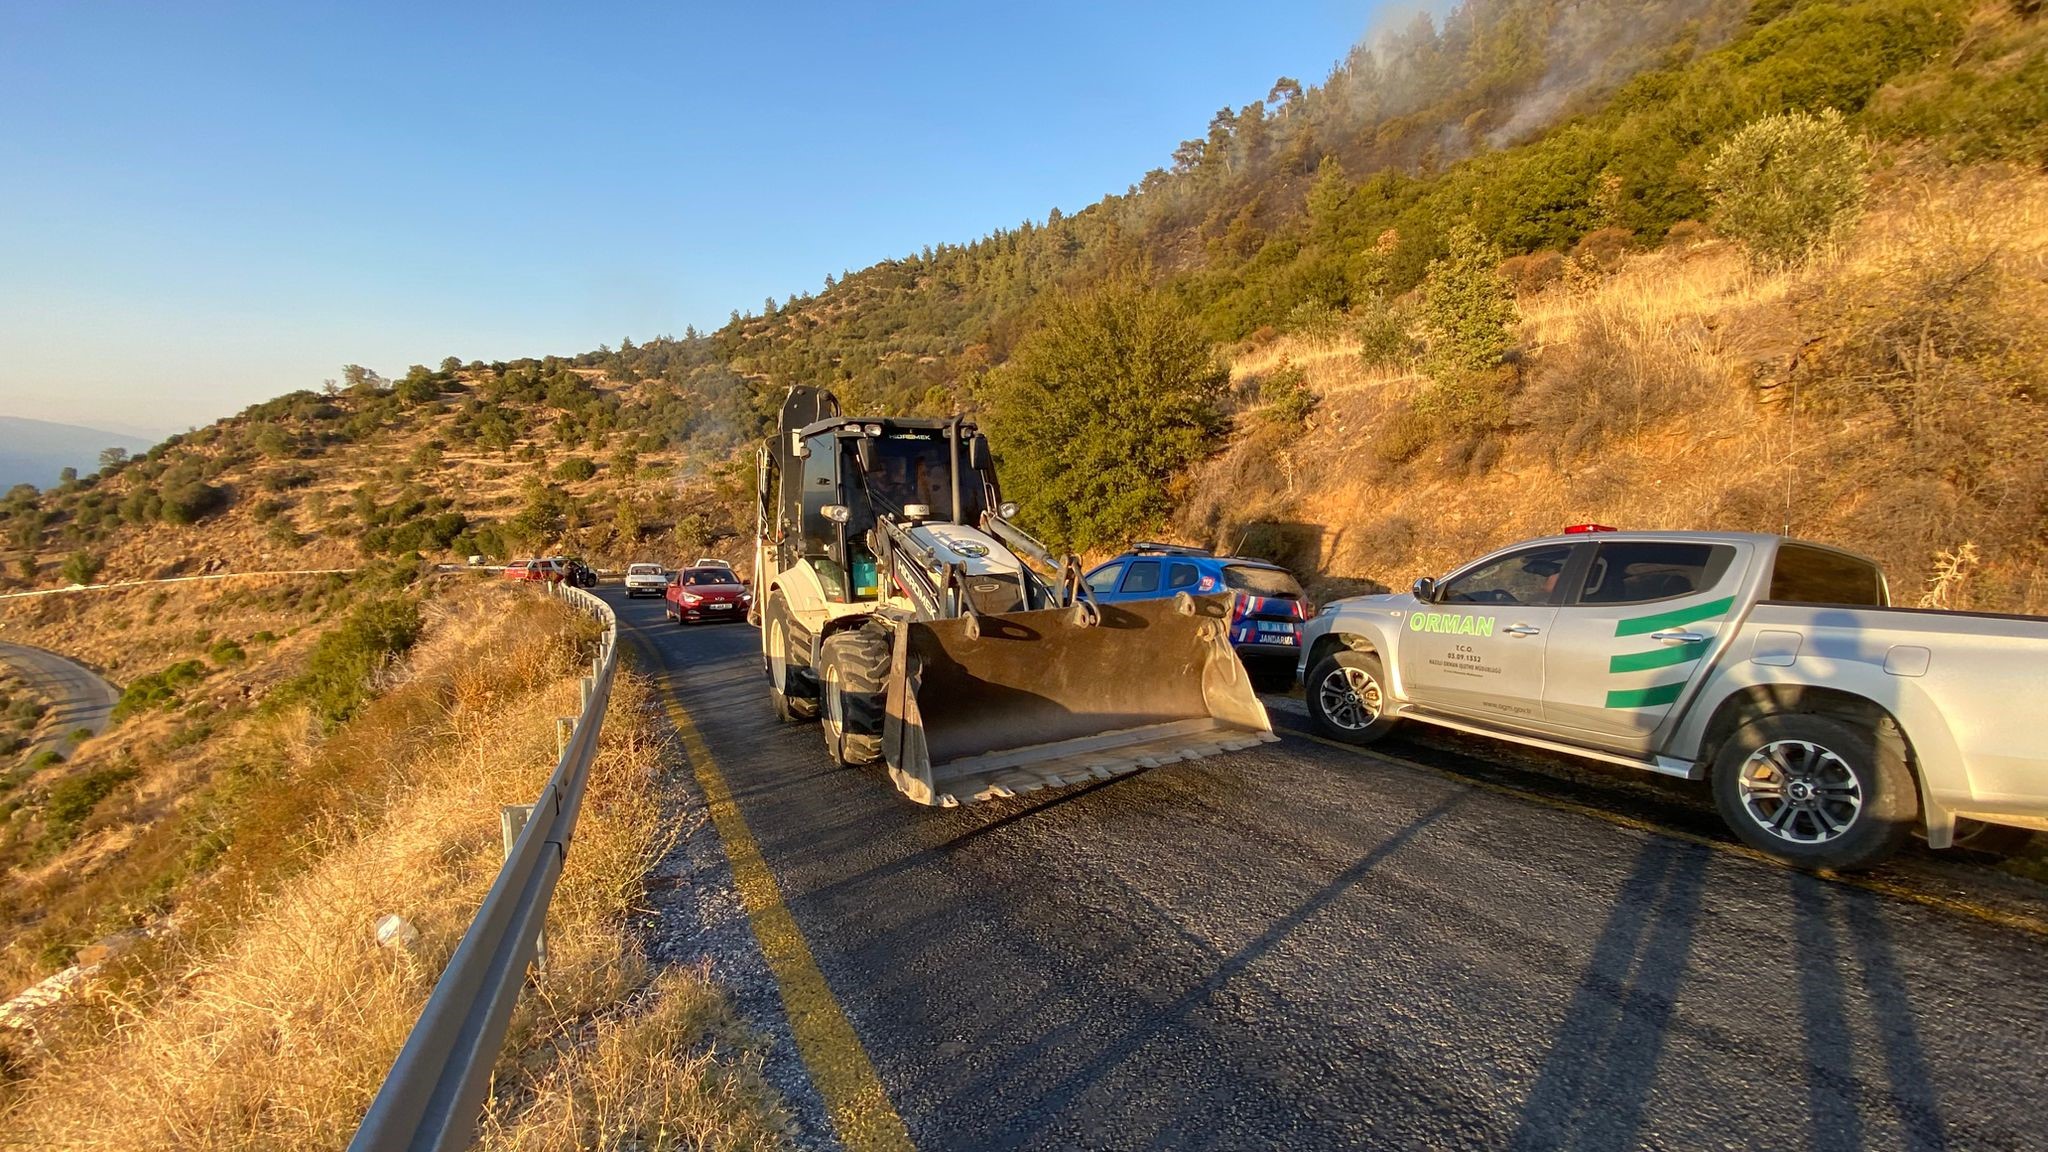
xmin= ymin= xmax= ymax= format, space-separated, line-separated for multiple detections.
xmin=0 ymin=0 xmax=2041 ymax=613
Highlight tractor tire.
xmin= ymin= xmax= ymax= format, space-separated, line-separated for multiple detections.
xmin=820 ymin=624 xmax=892 ymax=767
xmin=1711 ymin=713 xmax=1917 ymax=872
xmin=1306 ymin=649 xmax=1399 ymax=745
xmin=765 ymin=594 xmax=818 ymax=722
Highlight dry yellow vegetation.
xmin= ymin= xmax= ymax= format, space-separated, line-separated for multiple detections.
xmin=1191 ymin=164 xmax=2048 ymax=615
xmin=0 ymin=586 xmax=787 ymax=1150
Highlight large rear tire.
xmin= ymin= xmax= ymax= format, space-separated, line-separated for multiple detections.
xmin=820 ymin=624 xmax=891 ymax=767
xmin=1711 ymin=713 xmax=1917 ymax=872
xmin=765 ymin=594 xmax=818 ymax=722
xmin=1306 ymin=649 xmax=1399 ymax=745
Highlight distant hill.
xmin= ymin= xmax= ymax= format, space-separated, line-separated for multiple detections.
xmin=0 ymin=417 xmax=153 ymax=490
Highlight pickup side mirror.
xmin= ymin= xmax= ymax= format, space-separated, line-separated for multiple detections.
xmin=1412 ymin=577 xmax=1437 ymax=603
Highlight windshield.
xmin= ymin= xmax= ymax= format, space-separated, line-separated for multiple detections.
xmin=857 ymin=433 xmax=955 ymax=521
xmin=683 ymin=569 xmax=738 ymax=586
xmin=628 ymin=564 xmax=662 ymax=575
xmin=1224 ymin=564 xmax=1304 ymax=599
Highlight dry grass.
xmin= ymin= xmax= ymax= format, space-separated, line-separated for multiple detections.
xmin=1195 ymin=164 xmax=2048 ymax=614
xmin=0 ymin=588 xmax=787 ymax=1150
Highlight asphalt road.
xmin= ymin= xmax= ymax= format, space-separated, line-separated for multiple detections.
xmin=0 ymin=640 xmax=118 ymax=756
xmin=609 ymin=588 xmax=2048 ymax=1152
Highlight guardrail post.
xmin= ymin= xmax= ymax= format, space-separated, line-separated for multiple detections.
xmin=556 ymin=717 xmax=574 ymax=759
xmin=499 ymin=805 xmax=547 ymax=977
xmin=580 ymin=677 xmax=593 ymax=712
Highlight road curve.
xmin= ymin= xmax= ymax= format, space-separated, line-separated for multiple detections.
xmin=609 ymin=587 xmax=2048 ymax=1152
xmin=0 ymin=640 xmax=119 ymax=756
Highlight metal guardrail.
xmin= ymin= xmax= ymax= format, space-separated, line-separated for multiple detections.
xmin=350 ymin=581 xmax=619 ymax=1152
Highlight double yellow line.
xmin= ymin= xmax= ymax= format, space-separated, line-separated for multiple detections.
xmin=632 ymin=631 xmax=915 ymax=1152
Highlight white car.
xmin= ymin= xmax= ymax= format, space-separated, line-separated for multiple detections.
xmin=623 ymin=563 xmax=669 ymax=598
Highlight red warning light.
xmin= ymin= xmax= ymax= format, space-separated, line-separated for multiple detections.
xmin=1563 ymin=523 xmax=1618 ymax=533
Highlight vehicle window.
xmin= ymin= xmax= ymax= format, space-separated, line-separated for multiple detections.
xmin=800 ymin=432 xmax=838 ymax=556
xmin=858 ymin=432 xmax=954 ymax=522
xmin=629 ymin=564 xmax=661 ymax=575
xmin=1167 ymin=562 xmax=1199 ymax=590
xmin=1439 ymin=545 xmax=1574 ymax=606
xmin=1120 ymin=560 xmax=1162 ymax=594
xmin=1575 ymin=542 xmax=1735 ymax=605
xmin=685 ymin=569 xmax=736 ymax=586
xmin=1223 ymin=564 xmax=1303 ymax=599
xmin=1085 ymin=563 xmax=1124 ymax=593
xmin=1770 ymin=543 xmax=1885 ymax=606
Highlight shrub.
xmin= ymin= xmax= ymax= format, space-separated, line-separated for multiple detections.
xmin=1283 ymin=299 xmax=1347 ymax=346
xmin=159 ymin=481 xmax=228 ymax=525
xmin=59 ymin=551 xmax=103 ymax=586
xmin=1355 ymin=297 xmax=1415 ymax=371
xmin=1414 ymin=366 xmax=1516 ymax=441
xmin=1258 ymin=361 xmax=1320 ymax=429
xmin=208 ymin=639 xmax=247 ymax=666
xmin=1499 ymin=251 xmax=1566 ymax=296
xmin=554 ymin=456 xmax=598 ymax=483
xmin=1570 ymin=228 xmax=1635 ymax=274
xmin=1704 ymin=108 xmax=1868 ymax=270
xmin=266 ymin=519 xmax=303 ymax=548
xmin=113 ymin=660 xmax=208 ymax=721
xmin=38 ymin=763 xmax=137 ymax=851
xmin=275 ymin=599 xmax=423 ymax=726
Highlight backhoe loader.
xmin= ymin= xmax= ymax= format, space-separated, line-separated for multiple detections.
xmin=754 ymin=386 xmax=1273 ymax=806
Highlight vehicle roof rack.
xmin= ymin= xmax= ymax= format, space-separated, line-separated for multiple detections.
xmin=1130 ymin=541 xmax=1214 ymax=557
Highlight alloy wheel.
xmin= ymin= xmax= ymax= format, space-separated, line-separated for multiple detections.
xmin=1318 ymin=666 xmax=1382 ymax=731
xmin=1737 ymin=739 xmax=1864 ymax=845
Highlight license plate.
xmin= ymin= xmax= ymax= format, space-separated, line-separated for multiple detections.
xmin=708 ymin=602 xmax=733 ymax=610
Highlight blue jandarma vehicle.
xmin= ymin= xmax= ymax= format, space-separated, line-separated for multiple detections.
xmin=1083 ymin=543 xmax=1311 ymax=692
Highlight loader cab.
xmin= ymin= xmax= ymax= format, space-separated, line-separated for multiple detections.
xmin=770 ymin=414 xmax=1001 ymax=605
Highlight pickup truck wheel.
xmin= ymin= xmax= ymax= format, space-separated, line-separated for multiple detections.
xmin=766 ymin=596 xmax=819 ymax=723
xmin=1307 ymin=650 xmax=1399 ymax=745
xmin=1712 ymin=714 xmax=1916 ymax=872
xmin=820 ymin=626 xmax=890 ymax=767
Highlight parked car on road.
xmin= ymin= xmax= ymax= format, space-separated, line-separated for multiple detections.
xmin=665 ymin=563 xmax=752 ymax=624
xmin=1083 ymin=543 xmax=1310 ymax=692
xmin=623 ymin=563 xmax=669 ymax=597
xmin=501 ymin=558 xmax=556 ymax=583
xmin=1301 ymin=525 xmax=2048 ymax=870
xmin=550 ymin=556 xmax=599 ymax=588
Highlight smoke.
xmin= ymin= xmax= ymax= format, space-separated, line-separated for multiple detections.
xmin=1484 ymin=0 xmax=1743 ymax=148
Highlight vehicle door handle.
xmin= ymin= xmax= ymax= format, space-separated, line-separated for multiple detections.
xmin=1503 ymin=624 xmax=1542 ymax=637
xmin=1650 ymin=631 xmax=1709 ymax=644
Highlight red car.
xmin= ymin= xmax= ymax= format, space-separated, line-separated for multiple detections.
xmin=502 ymin=558 xmax=557 ymax=582
xmin=663 ymin=564 xmax=752 ymax=624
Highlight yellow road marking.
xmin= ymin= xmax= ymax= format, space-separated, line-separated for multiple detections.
xmin=1279 ymin=725 xmax=2048 ymax=939
xmin=631 ymin=633 xmax=915 ymax=1152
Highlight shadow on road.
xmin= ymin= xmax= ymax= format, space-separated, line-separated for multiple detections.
xmin=1508 ymin=838 xmax=1709 ymax=1152
xmin=980 ymin=794 xmax=1466 ymax=1152
xmin=1792 ymin=873 xmax=1950 ymax=1152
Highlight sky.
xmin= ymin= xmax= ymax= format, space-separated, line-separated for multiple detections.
xmin=0 ymin=1 xmax=1382 ymax=436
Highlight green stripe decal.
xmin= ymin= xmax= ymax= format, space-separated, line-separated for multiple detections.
xmin=1614 ymin=595 xmax=1735 ymax=637
xmin=1606 ymin=681 xmax=1686 ymax=709
xmin=1608 ymin=641 xmax=1706 ymax=674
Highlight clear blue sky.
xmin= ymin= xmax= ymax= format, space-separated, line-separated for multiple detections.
xmin=0 ymin=1 xmax=1381 ymax=435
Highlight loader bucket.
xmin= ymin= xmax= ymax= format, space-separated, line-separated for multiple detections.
xmin=882 ymin=595 xmax=1276 ymax=806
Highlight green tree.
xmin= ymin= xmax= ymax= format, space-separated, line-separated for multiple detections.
xmin=1704 ymin=108 xmax=1868 ymax=270
xmin=1419 ymin=223 xmax=1519 ymax=380
xmin=987 ymin=282 xmax=1229 ymax=550
xmin=97 ymin=447 xmax=128 ymax=472
xmin=554 ymin=456 xmax=597 ymax=482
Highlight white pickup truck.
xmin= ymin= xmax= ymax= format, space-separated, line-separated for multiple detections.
xmin=1300 ymin=527 xmax=2048 ymax=870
